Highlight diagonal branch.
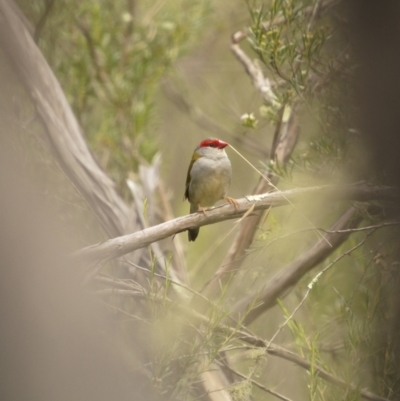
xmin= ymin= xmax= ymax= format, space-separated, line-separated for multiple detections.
xmin=34 ymin=0 xmax=55 ymax=43
xmin=219 ymin=360 xmax=293 ymax=401
xmin=74 ymin=184 xmax=399 ymax=269
xmin=94 ymin=281 xmax=389 ymax=401
xmin=231 ymin=29 xmax=277 ymax=105
xmin=200 ymin=105 xmax=298 ymax=299
xmin=235 ymin=337 xmax=390 ymax=401
xmin=204 ymin=21 xmax=303 ymax=302
xmin=0 ymin=0 xmax=136 ymax=240
xmin=230 ymin=206 xmax=362 ymax=325
xmin=208 ymin=0 xmax=345 ymax=304
xmin=0 ymin=0 xmax=185 ymax=287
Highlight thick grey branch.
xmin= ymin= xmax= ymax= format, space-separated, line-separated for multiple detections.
xmin=74 ymin=184 xmax=398 ymax=268
xmin=0 ymin=0 xmax=137 ymax=239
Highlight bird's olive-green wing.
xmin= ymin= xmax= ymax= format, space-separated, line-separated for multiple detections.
xmin=184 ymin=151 xmax=201 ymax=201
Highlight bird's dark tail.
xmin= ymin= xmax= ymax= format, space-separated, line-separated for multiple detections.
xmin=188 ymin=203 xmax=200 ymax=241
xmin=188 ymin=228 xmax=199 ymax=242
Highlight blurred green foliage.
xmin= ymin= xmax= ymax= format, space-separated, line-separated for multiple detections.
xmin=17 ymin=0 xmax=211 ymax=194
xmin=246 ymin=0 xmax=362 ymax=183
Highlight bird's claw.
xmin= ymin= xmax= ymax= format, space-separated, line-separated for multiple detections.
xmin=224 ymin=196 xmax=239 ymax=210
xmin=198 ymin=206 xmax=209 ymax=217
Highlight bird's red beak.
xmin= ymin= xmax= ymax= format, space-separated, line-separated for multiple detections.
xmin=217 ymin=140 xmax=229 ymax=149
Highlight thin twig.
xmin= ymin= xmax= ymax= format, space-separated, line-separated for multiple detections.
xmin=267 ymin=229 xmax=376 ymax=346
xmin=75 ymin=20 xmax=115 ymax=102
xmin=34 ymin=0 xmax=55 ymax=43
xmin=156 ymin=179 xmax=188 ymax=283
xmin=219 ymin=361 xmax=293 ymax=401
xmin=232 ymin=333 xmax=390 ymax=401
xmin=162 ymin=81 xmax=269 ymax=158
xmin=94 ymin=280 xmax=389 ymax=401
xmin=219 ymin=0 xmax=312 ymax=305
xmin=119 ymin=257 xmax=209 ymax=304
xmin=95 ymin=274 xmax=145 ymax=292
xmin=262 ymin=0 xmax=343 ymax=32
xmin=255 ymin=221 xmax=400 ymax=260
xmin=212 ymin=0 xmax=343 ymax=307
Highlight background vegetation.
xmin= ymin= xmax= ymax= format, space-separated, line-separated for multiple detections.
xmin=3 ymin=0 xmax=400 ymax=400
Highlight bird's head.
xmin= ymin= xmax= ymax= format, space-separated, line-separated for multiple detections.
xmin=195 ymin=138 xmax=229 ymax=158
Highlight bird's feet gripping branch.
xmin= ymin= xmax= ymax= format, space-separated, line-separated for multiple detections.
xmin=224 ymin=196 xmax=239 ymax=210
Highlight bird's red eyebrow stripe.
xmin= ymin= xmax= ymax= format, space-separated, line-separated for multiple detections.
xmin=199 ymin=139 xmax=228 ymax=149
xmin=200 ymin=139 xmax=218 ymax=147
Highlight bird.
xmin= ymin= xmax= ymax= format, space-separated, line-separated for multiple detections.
xmin=184 ymin=138 xmax=238 ymax=241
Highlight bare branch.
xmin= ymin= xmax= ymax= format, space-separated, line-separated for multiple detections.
xmin=34 ymin=0 xmax=55 ymax=43
xmin=90 ymin=283 xmax=390 ymax=401
xmin=219 ymin=361 xmax=293 ymax=401
xmin=209 ymin=0 xmax=313 ymax=299
xmin=234 ymin=338 xmax=390 ymax=401
xmin=221 ymin=0 xmax=324 ymax=302
xmin=201 ymin=106 xmax=298 ymax=299
xmin=267 ymin=230 xmax=375 ymax=346
xmin=231 ymin=31 xmax=277 ymax=105
xmin=0 ymin=0 xmax=138 ymax=240
xmin=95 ymin=274 xmax=145 ymax=292
xmin=260 ymin=221 xmax=400 ymax=249
xmin=230 ymin=206 xmax=362 ymax=324
xmin=214 ymin=0 xmax=344 ymax=307
xmin=74 ymin=184 xmax=399 ymax=268
xmin=156 ymin=180 xmax=189 ymax=283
